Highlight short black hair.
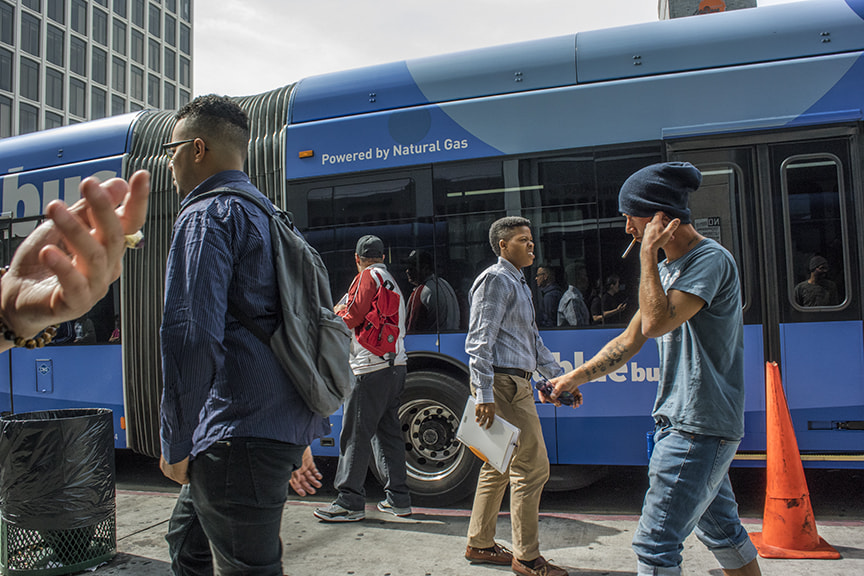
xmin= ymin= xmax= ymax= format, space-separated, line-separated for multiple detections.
xmin=489 ymin=216 xmax=531 ymax=256
xmin=175 ymin=94 xmax=249 ymax=157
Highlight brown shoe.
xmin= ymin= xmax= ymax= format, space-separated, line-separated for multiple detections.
xmin=465 ymin=543 xmax=514 ymax=565
xmin=511 ymin=556 xmax=569 ymax=576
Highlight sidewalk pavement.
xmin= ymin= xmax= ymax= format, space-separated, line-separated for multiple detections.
xmin=83 ymin=489 xmax=864 ymax=575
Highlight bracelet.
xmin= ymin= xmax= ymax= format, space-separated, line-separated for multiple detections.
xmin=124 ymin=230 xmax=145 ymax=249
xmin=0 ymin=266 xmax=59 ymax=349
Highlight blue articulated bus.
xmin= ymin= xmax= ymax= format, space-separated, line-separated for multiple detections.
xmin=1 ymin=0 xmax=862 ymax=505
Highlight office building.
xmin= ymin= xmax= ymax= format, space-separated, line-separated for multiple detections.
xmin=0 ymin=0 xmax=193 ymax=137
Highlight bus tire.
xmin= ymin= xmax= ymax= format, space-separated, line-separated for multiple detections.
xmin=391 ymin=369 xmax=481 ymax=507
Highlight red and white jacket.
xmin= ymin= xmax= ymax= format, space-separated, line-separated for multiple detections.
xmin=337 ymin=263 xmax=407 ymax=374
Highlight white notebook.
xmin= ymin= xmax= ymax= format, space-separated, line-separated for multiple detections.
xmin=456 ymin=396 xmax=521 ymax=474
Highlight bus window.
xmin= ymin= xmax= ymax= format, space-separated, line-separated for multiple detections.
xmin=520 ymin=149 xmax=660 ymax=328
xmin=432 ymin=160 xmax=506 ymax=331
xmin=783 ymin=155 xmax=847 ymax=310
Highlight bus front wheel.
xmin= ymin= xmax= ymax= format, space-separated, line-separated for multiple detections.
xmin=394 ymin=370 xmax=481 ymax=507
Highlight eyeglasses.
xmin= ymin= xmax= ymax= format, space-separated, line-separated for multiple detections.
xmin=162 ymin=138 xmax=197 ymax=158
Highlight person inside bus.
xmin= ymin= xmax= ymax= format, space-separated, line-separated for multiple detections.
xmin=794 ymin=255 xmax=839 ymax=307
xmin=535 ymin=264 xmax=562 ymax=328
xmin=403 ymin=249 xmax=460 ymax=332
xmin=74 ymin=314 xmax=97 ymax=343
xmin=464 ymin=216 xmax=568 ymax=576
xmin=157 ymin=95 xmax=329 ymax=576
xmin=0 ymin=171 xmax=149 ymax=355
xmin=545 ymin=162 xmax=761 ymax=576
xmin=557 ymin=262 xmax=591 ymax=327
xmin=590 ymin=274 xmax=627 ymax=324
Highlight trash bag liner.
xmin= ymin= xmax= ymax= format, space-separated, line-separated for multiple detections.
xmin=0 ymin=408 xmax=115 ymax=532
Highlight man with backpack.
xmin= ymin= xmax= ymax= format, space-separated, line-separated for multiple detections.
xmin=158 ymin=95 xmax=329 ymax=575
xmin=313 ymin=235 xmax=412 ymax=522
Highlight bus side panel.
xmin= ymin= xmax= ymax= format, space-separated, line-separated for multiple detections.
xmin=1 ymin=345 xmax=125 ymax=447
xmin=741 ymin=324 xmax=767 ymax=453
xmin=1 ymin=157 xmax=125 ymax=229
xmin=285 ymin=53 xmax=863 ymax=180
xmin=781 ymin=320 xmax=864 ymax=452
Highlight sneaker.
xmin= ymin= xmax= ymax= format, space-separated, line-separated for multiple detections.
xmin=313 ymin=502 xmax=365 ymax=522
xmin=377 ymin=499 xmax=412 ymax=517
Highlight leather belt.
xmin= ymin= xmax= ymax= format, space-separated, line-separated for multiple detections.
xmin=493 ymin=366 xmax=532 ymax=380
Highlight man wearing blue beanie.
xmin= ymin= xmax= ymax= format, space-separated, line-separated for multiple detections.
xmin=545 ymin=162 xmax=761 ymax=576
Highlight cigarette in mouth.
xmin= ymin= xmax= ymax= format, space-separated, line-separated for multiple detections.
xmin=621 ymin=238 xmax=637 ymax=259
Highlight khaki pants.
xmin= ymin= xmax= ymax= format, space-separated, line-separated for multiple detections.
xmin=466 ymin=373 xmax=550 ymax=561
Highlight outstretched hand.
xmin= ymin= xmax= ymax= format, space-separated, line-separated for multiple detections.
xmin=0 ymin=170 xmax=150 ymax=344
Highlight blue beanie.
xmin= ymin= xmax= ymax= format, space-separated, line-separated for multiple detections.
xmin=618 ymin=162 xmax=702 ymax=225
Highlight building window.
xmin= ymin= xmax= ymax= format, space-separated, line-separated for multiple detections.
xmin=164 ymin=80 xmax=174 ymax=109
xmin=22 ymin=0 xmax=40 ymax=11
xmin=165 ymin=0 xmax=175 ymax=13
xmin=0 ymin=93 xmax=10 ymax=137
xmin=111 ymin=93 xmax=124 ymax=115
xmin=69 ymin=77 xmax=85 ymax=116
xmin=129 ymin=100 xmax=141 ymax=111
xmin=180 ymin=0 xmax=189 ymax=22
xmin=147 ymin=72 xmax=158 ymax=107
xmin=112 ymin=56 xmax=125 ymax=92
xmin=164 ymin=12 xmax=175 ymax=46
xmin=179 ymin=88 xmax=189 ymax=107
xmin=148 ymin=37 xmax=159 ymax=72
xmin=0 ymin=46 xmax=11 ymax=91
xmin=131 ymin=0 xmax=144 ymax=28
xmin=47 ymin=24 xmax=64 ymax=66
xmin=130 ymin=64 xmax=142 ymax=100
xmin=45 ymin=110 xmax=63 ymax=129
xmin=93 ymin=8 xmax=108 ymax=45
xmin=48 ymin=0 xmax=65 ymax=24
xmin=0 ymin=48 xmax=12 ymax=92
xmin=113 ymin=0 xmax=126 ymax=18
xmin=0 ymin=2 xmax=13 ymax=46
xmin=19 ymin=56 xmax=39 ymax=101
xmin=179 ymin=55 xmax=189 ymax=87
xmin=94 ymin=0 xmax=107 ymax=6
xmin=91 ymin=86 xmax=106 ymax=119
xmin=21 ymin=12 xmax=40 ymax=57
xmin=113 ymin=18 xmax=126 ymax=54
xmin=19 ymin=102 xmax=38 ymax=134
xmin=164 ymin=46 xmax=174 ymax=80
xmin=179 ymin=23 xmax=189 ymax=55
xmin=131 ymin=28 xmax=143 ymax=63
xmin=148 ymin=2 xmax=159 ymax=37
xmin=92 ymin=46 xmax=107 ymax=85
xmin=70 ymin=35 xmax=86 ymax=75
xmin=71 ymin=0 xmax=87 ymax=34
xmin=46 ymin=67 xmax=63 ymax=109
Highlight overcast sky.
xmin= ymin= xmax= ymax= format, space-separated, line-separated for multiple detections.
xmin=193 ymin=0 xmax=804 ymax=98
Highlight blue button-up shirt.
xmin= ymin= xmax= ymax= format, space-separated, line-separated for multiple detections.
xmin=465 ymin=257 xmax=563 ymax=404
xmin=160 ymin=170 xmax=329 ymax=464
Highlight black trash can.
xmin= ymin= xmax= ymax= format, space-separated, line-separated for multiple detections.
xmin=0 ymin=409 xmax=116 ymax=575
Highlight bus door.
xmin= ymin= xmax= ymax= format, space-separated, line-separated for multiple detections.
xmin=668 ymin=128 xmax=864 ymax=462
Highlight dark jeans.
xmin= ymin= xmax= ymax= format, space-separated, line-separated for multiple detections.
xmin=334 ymin=364 xmax=410 ymax=511
xmin=165 ymin=437 xmax=305 ymax=576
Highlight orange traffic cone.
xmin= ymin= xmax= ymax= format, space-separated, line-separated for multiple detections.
xmin=749 ymin=362 xmax=840 ymax=559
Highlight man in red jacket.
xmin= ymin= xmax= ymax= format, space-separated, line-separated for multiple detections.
xmin=314 ymin=235 xmax=412 ymax=522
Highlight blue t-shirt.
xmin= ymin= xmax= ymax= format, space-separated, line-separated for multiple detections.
xmin=653 ymin=238 xmax=745 ymax=439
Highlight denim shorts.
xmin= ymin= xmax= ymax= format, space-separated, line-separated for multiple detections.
xmin=632 ymin=424 xmax=758 ymax=575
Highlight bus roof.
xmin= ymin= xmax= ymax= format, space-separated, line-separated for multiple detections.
xmin=0 ymin=112 xmax=142 ymax=175
xmin=290 ymin=0 xmax=864 ymax=125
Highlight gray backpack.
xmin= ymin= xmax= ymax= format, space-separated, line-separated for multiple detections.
xmin=187 ymin=187 xmax=353 ymax=416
